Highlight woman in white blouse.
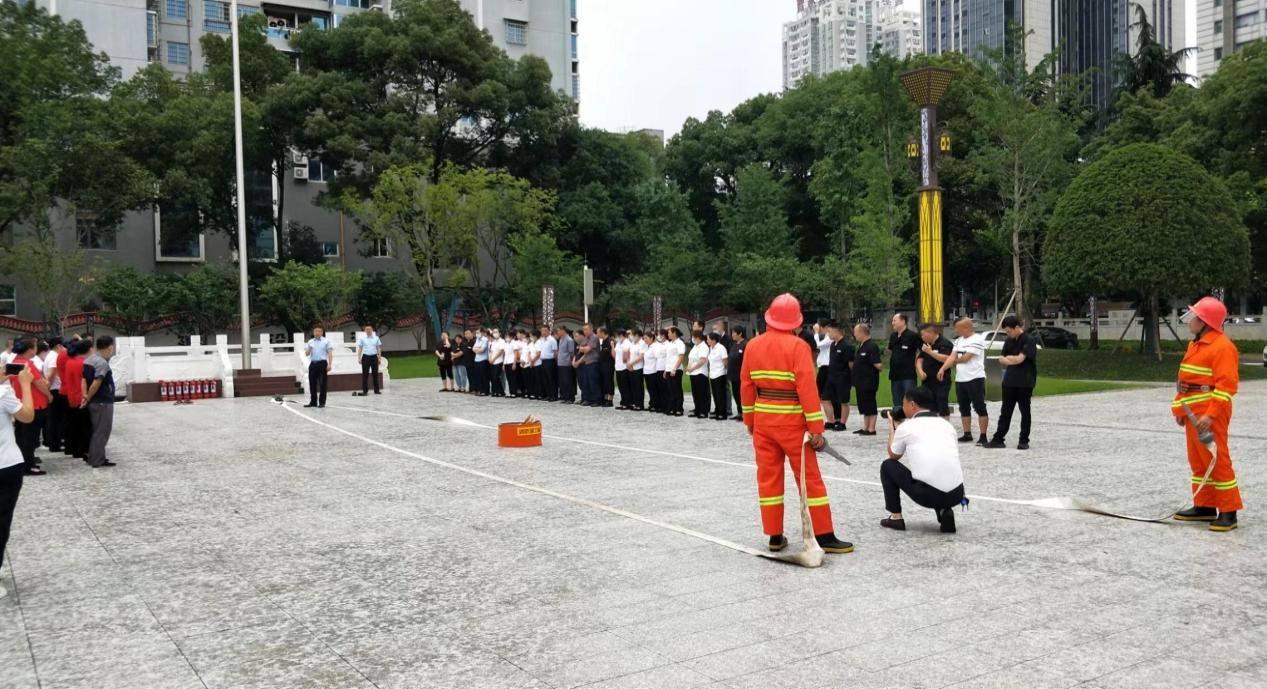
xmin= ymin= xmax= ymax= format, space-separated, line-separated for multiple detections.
xmin=686 ymin=330 xmax=712 ymax=418
xmin=705 ymin=331 xmax=730 ymax=420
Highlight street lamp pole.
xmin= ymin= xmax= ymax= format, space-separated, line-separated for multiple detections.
xmin=230 ymin=0 xmax=251 ymax=369
xmin=900 ymin=67 xmax=955 ymax=324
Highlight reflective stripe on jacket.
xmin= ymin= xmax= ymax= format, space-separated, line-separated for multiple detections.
xmin=1173 ymin=330 xmax=1238 ymax=421
xmin=740 ymin=329 xmax=825 ymax=433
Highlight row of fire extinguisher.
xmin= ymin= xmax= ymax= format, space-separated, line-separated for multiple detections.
xmin=160 ymin=379 xmax=220 ymax=402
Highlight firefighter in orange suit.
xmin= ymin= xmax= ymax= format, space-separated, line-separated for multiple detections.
xmin=1173 ymin=296 xmax=1243 ymax=532
xmin=741 ymin=293 xmax=854 ymax=553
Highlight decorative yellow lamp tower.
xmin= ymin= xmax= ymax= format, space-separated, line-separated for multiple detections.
xmin=899 ymin=66 xmax=955 ymax=324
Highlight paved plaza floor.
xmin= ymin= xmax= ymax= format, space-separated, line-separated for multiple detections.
xmin=3 ymin=379 xmax=1266 ymax=689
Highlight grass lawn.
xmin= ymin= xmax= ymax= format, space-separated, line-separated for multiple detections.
xmin=1040 ymin=349 xmax=1267 ymax=382
xmin=387 ymin=353 xmax=1142 ymax=404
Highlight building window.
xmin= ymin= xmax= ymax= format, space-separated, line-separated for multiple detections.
xmin=1214 ymin=0 xmax=1221 ymax=7
xmin=166 ymin=0 xmax=187 ymax=18
xmin=505 ymin=19 xmax=527 ymax=45
xmin=76 ymin=211 xmax=116 ymax=250
xmin=167 ymin=41 xmax=189 ymax=65
xmin=0 ymin=286 xmax=15 ymax=317
xmin=1215 ymin=46 xmax=1224 ymax=60
xmin=205 ymin=0 xmax=230 ymax=32
xmin=371 ymin=237 xmax=392 ymax=258
xmin=155 ymin=204 xmax=205 ymax=262
xmin=333 ymin=0 xmax=371 ymax=7
xmin=147 ymin=11 xmax=158 ymax=47
xmin=572 ymin=74 xmax=579 ymax=99
xmin=1214 ymin=20 xmax=1222 ymax=34
xmin=307 ymin=158 xmax=335 ymax=183
xmin=321 ymin=242 xmax=340 ymax=258
xmin=571 ymin=34 xmax=577 ymax=58
xmin=570 ymin=0 xmax=576 ymax=18
xmin=1234 ymin=12 xmax=1260 ymax=29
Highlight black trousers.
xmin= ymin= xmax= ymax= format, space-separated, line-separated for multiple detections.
xmin=709 ymin=376 xmax=729 ymax=418
xmin=923 ymin=381 xmax=951 ymax=417
xmin=579 ymin=363 xmax=601 ymax=403
xmin=666 ymin=372 xmax=684 ymax=413
xmin=65 ymin=406 xmax=91 ymax=458
xmin=308 ymin=361 xmax=328 ymax=406
xmin=558 ymin=364 xmax=576 ymax=401
xmin=644 ymin=373 xmax=659 ymax=410
xmin=0 ymin=463 xmax=24 ymax=566
xmin=16 ymin=409 xmax=44 ymax=468
xmin=46 ymin=392 xmax=68 ymax=450
xmin=880 ymin=459 xmax=964 ymax=514
xmin=471 ymin=359 xmax=487 ymax=394
xmin=542 ymin=360 xmax=557 ymax=400
xmin=361 ymin=356 xmax=380 ymax=393
xmin=690 ymin=373 xmax=710 ymax=417
xmin=730 ymin=376 xmax=742 ymax=418
xmin=627 ymin=370 xmax=644 ymax=409
xmin=599 ymin=364 xmax=615 ymax=400
xmin=994 ymin=386 xmax=1033 ymax=444
xmin=956 ymin=378 xmax=987 ymax=418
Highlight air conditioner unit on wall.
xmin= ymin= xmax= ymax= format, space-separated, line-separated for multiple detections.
xmin=293 ymin=166 xmax=309 ymax=181
xmin=291 ymin=150 xmax=309 ymax=166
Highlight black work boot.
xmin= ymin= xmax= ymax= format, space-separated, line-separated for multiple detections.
xmin=976 ymin=433 xmax=988 ymax=446
xmin=1209 ymin=511 xmax=1238 ymax=532
xmin=768 ymin=535 xmax=788 ymax=552
xmin=935 ymin=507 xmax=957 ymax=533
xmin=815 ymin=533 xmax=854 ymax=553
xmin=1174 ymin=506 xmax=1218 ymax=522
xmin=958 ymin=433 xmax=973 ymax=443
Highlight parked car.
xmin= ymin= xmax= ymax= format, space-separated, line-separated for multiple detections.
xmin=1034 ymin=326 xmax=1079 ymax=349
xmin=980 ymin=330 xmax=1045 ymax=353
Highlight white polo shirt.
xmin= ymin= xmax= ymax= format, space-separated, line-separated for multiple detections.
xmin=665 ymin=338 xmax=687 ymax=373
xmin=952 ymin=333 xmax=987 ymax=382
xmin=890 ymin=414 xmax=965 ymax=493
xmin=0 ymin=384 xmax=24 ymax=470
xmin=44 ymin=350 xmax=61 ymax=390
xmin=815 ymin=333 xmax=831 ymax=366
xmin=614 ymin=338 xmax=628 ymax=372
xmin=687 ymin=341 xmax=709 ymax=374
xmin=707 ymin=343 xmax=727 ymax=379
xmin=631 ymin=340 xmax=647 ymax=372
xmin=645 ymin=341 xmax=661 ymax=374
xmin=489 ymin=338 xmax=506 ymax=365
xmin=530 ymin=340 xmax=543 ymax=367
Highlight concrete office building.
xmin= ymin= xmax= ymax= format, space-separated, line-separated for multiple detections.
xmin=3 ymin=0 xmax=577 ymax=322
xmin=1197 ymin=0 xmax=1266 ymax=77
xmin=923 ymin=0 xmax=1053 ymax=70
xmin=783 ymin=0 xmax=922 ymax=89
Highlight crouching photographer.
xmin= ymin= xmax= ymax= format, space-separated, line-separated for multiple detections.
xmin=880 ymin=386 xmax=966 ymax=533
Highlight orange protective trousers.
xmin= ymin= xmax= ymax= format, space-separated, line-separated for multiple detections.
xmin=754 ymin=428 xmax=834 ymax=536
xmin=1185 ymin=414 xmax=1242 ymax=512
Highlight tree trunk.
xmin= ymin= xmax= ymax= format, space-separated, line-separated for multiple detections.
xmin=1010 ymin=219 xmax=1028 ymax=324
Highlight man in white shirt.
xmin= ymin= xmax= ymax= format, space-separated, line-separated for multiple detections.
xmin=42 ymin=338 xmax=66 ymax=452
xmin=881 ymin=386 xmax=967 ymax=534
xmin=355 ymin=325 xmax=384 ymax=396
xmin=938 ymin=317 xmax=989 ymax=445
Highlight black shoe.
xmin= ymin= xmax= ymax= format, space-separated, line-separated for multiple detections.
xmin=861 ymin=431 xmax=878 ymax=436
xmin=768 ymin=535 xmax=788 ymax=552
xmin=1209 ymin=511 xmax=1238 ymax=532
xmin=935 ymin=508 xmax=956 ymax=533
xmin=815 ymin=533 xmax=854 ymax=553
xmin=976 ymin=434 xmax=988 ymax=446
xmin=374 ymin=391 xmax=381 ymax=395
xmin=880 ymin=518 xmax=906 ymax=531
xmin=303 ymin=403 xmax=317 ymax=408
xmin=1174 ymin=506 xmax=1218 ymax=522
xmin=984 ymin=439 xmax=1006 ymax=449
xmin=958 ymin=433 xmax=973 ymax=443
xmin=853 ymin=429 xmax=866 ymax=435
xmin=1017 ymin=442 xmax=1030 ymax=450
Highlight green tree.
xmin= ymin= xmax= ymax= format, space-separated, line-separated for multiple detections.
xmin=0 ymin=235 xmax=97 ymax=332
xmin=351 ymin=271 xmax=424 ymax=335
xmin=717 ymin=164 xmax=795 ymax=257
xmin=95 ymin=266 xmax=173 ymax=334
xmin=509 ymin=229 xmax=582 ymax=319
xmin=165 ymin=264 xmax=240 ymax=339
xmin=1115 ymin=4 xmax=1196 ymax=101
xmin=1044 ymin=143 xmax=1250 ymax=354
xmin=0 ymin=2 xmax=151 ymax=239
xmin=843 ymin=151 xmax=914 ymax=310
xmin=257 ymin=262 xmax=362 ymax=335
xmin=290 ymin=0 xmax=566 ymax=200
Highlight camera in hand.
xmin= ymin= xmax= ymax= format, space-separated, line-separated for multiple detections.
xmin=880 ymin=408 xmax=905 ymax=422
xmin=4 ymin=363 xmax=25 ymax=376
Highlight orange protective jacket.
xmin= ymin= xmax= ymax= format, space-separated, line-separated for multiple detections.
xmin=740 ymin=329 xmax=825 ymax=434
xmin=1172 ymin=330 xmax=1239 ymax=422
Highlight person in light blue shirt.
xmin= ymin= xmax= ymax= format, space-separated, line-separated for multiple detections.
xmin=356 ymin=325 xmax=383 ymax=396
xmin=304 ymin=327 xmax=332 ymax=408
xmin=472 ymin=328 xmax=490 ymax=396
xmin=538 ymin=326 xmax=558 ymax=401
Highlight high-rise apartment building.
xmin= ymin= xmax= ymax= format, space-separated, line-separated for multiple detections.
xmin=2 ymin=0 xmax=578 ymax=321
xmin=1056 ymin=0 xmax=1132 ymax=108
xmin=1197 ymin=0 xmax=1265 ymax=77
xmin=782 ymin=0 xmax=919 ymax=89
xmin=923 ymin=0 xmax=1053 ymax=71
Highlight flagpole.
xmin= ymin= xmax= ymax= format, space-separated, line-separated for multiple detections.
xmin=230 ymin=0 xmax=251 ymax=369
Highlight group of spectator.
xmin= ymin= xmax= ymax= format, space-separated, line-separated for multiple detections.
xmin=0 ymin=333 xmax=117 ymax=599
xmin=432 ymin=321 xmax=749 ymax=418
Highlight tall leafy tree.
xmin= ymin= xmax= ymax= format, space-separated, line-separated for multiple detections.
xmin=1045 ymin=144 xmax=1249 ymax=354
xmin=257 ymin=262 xmax=362 ymax=335
xmin=1115 ymin=4 xmax=1196 ymax=101
xmin=165 ymin=264 xmax=240 ymax=338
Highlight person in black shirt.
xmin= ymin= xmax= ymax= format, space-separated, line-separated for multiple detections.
xmin=852 ymin=323 xmax=882 ymax=435
xmin=597 ymin=326 xmax=616 ymax=408
xmin=887 ymin=313 xmax=921 ymax=416
xmin=986 ymin=316 xmax=1038 ymax=450
xmin=728 ymin=326 xmax=747 ymax=423
xmin=435 ymin=332 xmax=454 ymax=392
xmin=916 ymin=323 xmax=954 ymax=419
xmin=825 ymin=322 xmax=854 ymax=432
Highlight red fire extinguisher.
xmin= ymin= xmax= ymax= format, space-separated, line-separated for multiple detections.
xmin=211 ymin=378 xmax=220 ymax=398
xmin=160 ymin=380 xmax=169 ymax=402
xmin=201 ymin=379 xmax=209 ymax=399
xmin=180 ymin=380 xmax=189 ymax=401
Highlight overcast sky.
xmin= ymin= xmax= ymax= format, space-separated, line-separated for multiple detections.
xmin=576 ymin=0 xmax=1199 ymax=141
